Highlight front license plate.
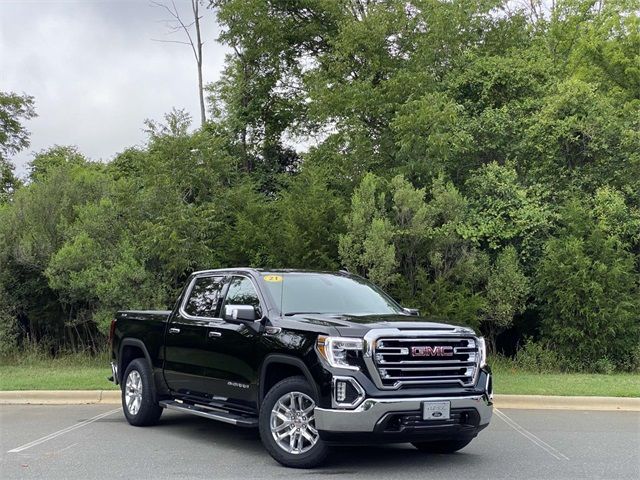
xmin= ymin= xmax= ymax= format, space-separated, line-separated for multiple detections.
xmin=422 ymin=401 xmax=450 ymax=420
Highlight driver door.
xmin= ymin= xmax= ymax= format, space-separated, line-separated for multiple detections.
xmin=204 ymin=275 xmax=263 ymax=406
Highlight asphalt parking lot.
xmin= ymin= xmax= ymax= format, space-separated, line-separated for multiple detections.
xmin=1 ymin=404 xmax=638 ymax=479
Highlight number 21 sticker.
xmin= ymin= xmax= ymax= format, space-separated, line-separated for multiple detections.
xmin=263 ymin=275 xmax=283 ymax=282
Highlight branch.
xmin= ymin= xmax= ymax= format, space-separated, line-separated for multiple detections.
xmin=150 ymin=0 xmax=199 ymax=62
xmin=151 ymin=38 xmax=192 ymax=46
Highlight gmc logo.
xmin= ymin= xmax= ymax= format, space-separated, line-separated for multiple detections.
xmin=411 ymin=346 xmax=454 ymax=357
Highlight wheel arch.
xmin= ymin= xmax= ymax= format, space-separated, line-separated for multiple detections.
xmin=259 ymin=354 xmax=319 ymax=406
xmin=118 ymin=338 xmax=153 ymax=384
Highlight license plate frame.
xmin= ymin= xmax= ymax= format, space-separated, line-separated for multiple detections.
xmin=422 ymin=401 xmax=451 ymax=421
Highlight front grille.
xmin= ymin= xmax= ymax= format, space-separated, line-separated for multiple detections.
xmin=370 ymin=336 xmax=479 ymax=389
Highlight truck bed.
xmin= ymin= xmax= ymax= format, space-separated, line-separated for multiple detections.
xmin=112 ymin=310 xmax=172 ymax=381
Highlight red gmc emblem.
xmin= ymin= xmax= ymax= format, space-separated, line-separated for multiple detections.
xmin=411 ymin=346 xmax=454 ymax=357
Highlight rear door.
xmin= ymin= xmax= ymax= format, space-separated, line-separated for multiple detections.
xmin=163 ymin=274 xmax=227 ymax=397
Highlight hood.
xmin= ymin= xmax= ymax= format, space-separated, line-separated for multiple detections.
xmin=281 ymin=313 xmax=474 ymax=337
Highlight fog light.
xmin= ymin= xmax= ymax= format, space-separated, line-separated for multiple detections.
xmin=332 ymin=376 xmax=365 ymax=408
xmin=336 ymin=380 xmax=347 ymax=402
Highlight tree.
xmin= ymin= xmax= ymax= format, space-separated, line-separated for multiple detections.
xmin=0 ymin=91 xmax=36 ymax=160
xmin=536 ymin=196 xmax=640 ymax=370
xmin=0 ymin=91 xmax=36 ymax=203
xmin=209 ymin=0 xmax=340 ymax=188
xmin=340 ymin=173 xmax=486 ymax=330
xmin=29 ymin=145 xmax=86 ymax=182
xmin=339 ymin=173 xmax=397 ymax=287
xmin=0 ymin=159 xmax=21 ymax=204
xmin=271 ymin=165 xmax=346 ymax=269
xmin=0 ymin=151 xmax=109 ymax=350
xmin=462 ymin=162 xmax=552 ymax=271
xmin=483 ymin=246 xmax=529 ymax=351
xmin=152 ymin=1 xmax=207 ymax=126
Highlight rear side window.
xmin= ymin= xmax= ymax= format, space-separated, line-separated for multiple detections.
xmin=183 ymin=276 xmax=225 ymax=318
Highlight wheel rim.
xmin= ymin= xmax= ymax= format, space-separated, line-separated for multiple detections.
xmin=270 ymin=391 xmax=318 ymax=455
xmin=125 ymin=370 xmax=143 ymax=415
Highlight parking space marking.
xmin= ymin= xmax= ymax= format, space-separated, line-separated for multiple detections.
xmin=495 ymin=408 xmax=570 ymax=461
xmin=7 ymin=408 xmax=120 ymax=453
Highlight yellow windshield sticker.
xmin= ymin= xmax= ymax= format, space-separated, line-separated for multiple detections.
xmin=263 ymin=275 xmax=283 ymax=282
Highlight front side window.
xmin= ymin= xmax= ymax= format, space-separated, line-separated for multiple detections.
xmin=183 ymin=276 xmax=225 ymax=318
xmin=224 ymin=276 xmax=260 ymax=309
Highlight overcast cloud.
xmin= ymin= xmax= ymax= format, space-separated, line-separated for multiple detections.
xmin=0 ymin=0 xmax=227 ymax=176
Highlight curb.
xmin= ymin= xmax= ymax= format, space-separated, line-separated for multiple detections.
xmin=493 ymin=394 xmax=640 ymax=411
xmin=0 ymin=390 xmax=121 ymax=405
xmin=0 ymin=391 xmax=639 ymax=411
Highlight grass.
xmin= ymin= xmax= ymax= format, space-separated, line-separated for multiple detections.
xmin=492 ymin=371 xmax=640 ymax=397
xmin=0 ymin=364 xmax=118 ymax=390
xmin=0 ymin=349 xmax=118 ymax=391
xmin=490 ymin=354 xmax=640 ymax=397
xmin=1 ymin=353 xmax=638 ymax=396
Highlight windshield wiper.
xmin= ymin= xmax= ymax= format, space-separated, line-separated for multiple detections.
xmin=284 ymin=311 xmax=323 ymax=316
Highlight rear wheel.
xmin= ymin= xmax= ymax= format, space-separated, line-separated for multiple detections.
xmin=411 ymin=437 xmax=473 ymax=454
xmin=121 ymin=358 xmax=163 ymax=426
xmin=259 ymin=376 xmax=329 ymax=468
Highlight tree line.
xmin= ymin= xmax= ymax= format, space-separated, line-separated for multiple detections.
xmin=1 ymin=0 xmax=638 ymax=372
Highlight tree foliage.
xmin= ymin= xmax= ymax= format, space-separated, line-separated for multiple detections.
xmin=0 ymin=1 xmax=638 ymax=370
xmin=0 ymin=91 xmax=36 ymax=203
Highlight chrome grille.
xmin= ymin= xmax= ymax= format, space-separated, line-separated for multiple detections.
xmin=368 ymin=335 xmax=479 ymax=389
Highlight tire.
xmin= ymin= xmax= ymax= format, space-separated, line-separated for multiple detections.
xmin=121 ymin=358 xmax=163 ymax=427
xmin=411 ymin=437 xmax=474 ymax=454
xmin=259 ymin=376 xmax=329 ymax=468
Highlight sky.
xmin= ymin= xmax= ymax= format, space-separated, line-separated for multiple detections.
xmin=0 ymin=0 xmax=227 ymax=177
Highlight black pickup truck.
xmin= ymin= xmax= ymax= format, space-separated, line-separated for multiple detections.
xmin=108 ymin=269 xmax=493 ymax=468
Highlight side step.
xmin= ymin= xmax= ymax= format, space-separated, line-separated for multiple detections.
xmin=159 ymin=400 xmax=258 ymax=427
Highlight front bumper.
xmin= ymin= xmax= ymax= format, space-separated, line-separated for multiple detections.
xmin=315 ymin=394 xmax=492 ymax=443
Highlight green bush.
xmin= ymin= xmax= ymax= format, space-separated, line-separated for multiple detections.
xmin=514 ymin=339 xmax=564 ymax=373
xmin=535 ymin=199 xmax=640 ymax=372
xmin=0 ymin=309 xmax=19 ymax=357
xmin=592 ymin=357 xmax=616 ymax=375
xmin=620 ymin=344 xmax=640 ymax=373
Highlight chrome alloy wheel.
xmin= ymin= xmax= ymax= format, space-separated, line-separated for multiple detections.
xmin=125 ymin=370 xmax=143 ymax=415
xmin=270 ymin=391 xmax=318 ymax=455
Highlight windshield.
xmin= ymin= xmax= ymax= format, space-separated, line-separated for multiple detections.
xmin=261 ymin=273 xmax=404 ymax=316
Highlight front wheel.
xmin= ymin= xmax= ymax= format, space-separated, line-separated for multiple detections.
xmin=259 ymin=376 xmax=329 ymax=468
xmin=121 ymin=358 xmax=163 ymax=426
xmin=411 ymin=437 xmax=474 ymax=454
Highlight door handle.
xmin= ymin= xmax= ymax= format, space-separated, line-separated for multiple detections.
xmin=168 ymin=327 xmax=181 ymax=334
xmin=208 ymin=331 xmax=222 ymax=338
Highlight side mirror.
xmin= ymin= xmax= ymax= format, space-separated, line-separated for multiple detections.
xmin=403 ymin=307 xmax=420 ymax=316
xmin=224 ymin=304 xmax=259 ymax=322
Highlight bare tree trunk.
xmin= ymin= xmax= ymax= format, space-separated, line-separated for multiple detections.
xmin=193 ymin=0 xmax=206 ymax=126
xmin=152 ymin=0 xmax=207 ymax=127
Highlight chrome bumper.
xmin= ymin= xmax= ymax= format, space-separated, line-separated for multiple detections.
xmin=314 ymin=395 xmax=492 ymax=433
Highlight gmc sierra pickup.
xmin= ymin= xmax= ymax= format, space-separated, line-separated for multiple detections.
xmin=108 ymin=269 xmax=493 ymax=468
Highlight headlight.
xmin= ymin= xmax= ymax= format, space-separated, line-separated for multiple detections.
xmin=478 ymin=337 xmax=487 ymax=368
xmin=316 ymin=336 xmax=363 ymax=371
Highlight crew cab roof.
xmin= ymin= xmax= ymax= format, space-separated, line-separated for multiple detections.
xmin=190 ymin=268 xmax=350 ymax=276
